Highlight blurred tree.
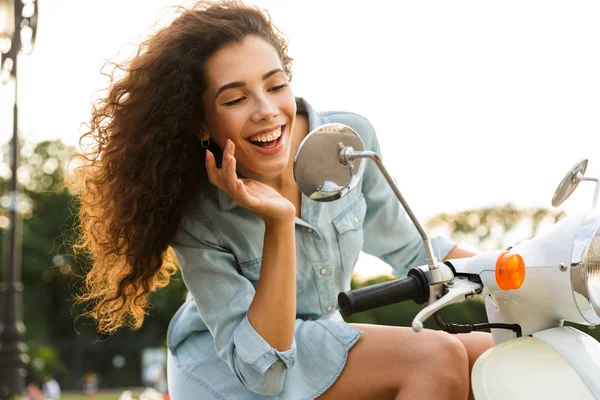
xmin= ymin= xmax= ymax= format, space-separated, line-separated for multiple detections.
xmin=424 ymin=204 xmax=567 ymax=251
xmin=0 ymin=139 xmax=187 ymax=389
xmin=1 ymin=139 xmax=77 ymax=385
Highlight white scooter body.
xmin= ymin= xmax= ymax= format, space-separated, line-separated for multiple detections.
xmin=472 ymin=327 xmax=600 ymax=400
xmin=449 ymin=210 xmax=600 ymax=399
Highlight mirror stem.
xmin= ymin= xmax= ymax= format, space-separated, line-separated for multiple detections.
xmin=341 ymin=148 xmax=439 ymax=270
xmin=576 ymin=171 xmax=599 ymax=209
xmin=581 ymin=176 xmax=599 ymax=209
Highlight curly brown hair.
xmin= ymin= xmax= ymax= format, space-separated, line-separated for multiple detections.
xmin=71 ymin=0 xmax=293 ymax=334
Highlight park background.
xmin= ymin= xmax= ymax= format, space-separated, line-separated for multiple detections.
xmin=1 ymin=0 xmax=600 ymax=396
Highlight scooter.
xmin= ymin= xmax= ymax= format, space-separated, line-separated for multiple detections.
xmin=294 ymin=123 xmax=600 ymax=400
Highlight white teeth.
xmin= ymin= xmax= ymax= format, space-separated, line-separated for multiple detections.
xmin=248 ymin=127 xmax=282 ymax=143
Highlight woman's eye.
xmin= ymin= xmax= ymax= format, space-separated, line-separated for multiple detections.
xmin=224 ymin=97 xmax=245 ymax=106
xmin=269 ymin=83 xmax=288 ymax=92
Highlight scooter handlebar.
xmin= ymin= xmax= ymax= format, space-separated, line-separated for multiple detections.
xmin=338 ymin=269 xmax=428 ymax=317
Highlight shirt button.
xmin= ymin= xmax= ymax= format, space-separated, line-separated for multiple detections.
xmin=306 ymin=228 xmax=313 ymax=233
xmin=326 ymin=305 xmax=333 ymax=312
xmin=353 ymin=217 xmax=359 ymax=223
xmin=320 ymin=268 xmax=327 ymax=275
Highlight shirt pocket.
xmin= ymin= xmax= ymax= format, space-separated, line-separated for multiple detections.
xmin=239 ymin=258 xmax=304 ymax=295
xmin=332 ymin=194 xmax=367 ymax=270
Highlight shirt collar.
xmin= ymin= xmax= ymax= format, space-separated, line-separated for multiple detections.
xmin=215 ymin=97 xmax=322 ymax=213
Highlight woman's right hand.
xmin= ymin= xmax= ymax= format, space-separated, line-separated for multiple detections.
xmin=205 ymin=139 xmax=296 ymax=224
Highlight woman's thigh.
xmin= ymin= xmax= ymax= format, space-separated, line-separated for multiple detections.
xmin=318 ymin=323 xmax=470 ymax=400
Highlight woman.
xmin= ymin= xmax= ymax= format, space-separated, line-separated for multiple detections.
xmin=73 ymin=1 xmax=492 ymax=399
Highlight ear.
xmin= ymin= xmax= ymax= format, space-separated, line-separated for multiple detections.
xmin=196 ymin=125 xmax=210 ymax=141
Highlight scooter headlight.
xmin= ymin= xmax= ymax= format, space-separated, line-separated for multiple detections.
xmin=571 ymin=213 xmax=600 ymax=323
xmin=582 ymin=230 xmax=600 ymax=314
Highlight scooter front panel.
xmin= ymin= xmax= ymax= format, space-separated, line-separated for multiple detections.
xmin=534 ymin=326 xmax=600 ymax=398
xmin=472 ymin=336 xmax=594 ymax=400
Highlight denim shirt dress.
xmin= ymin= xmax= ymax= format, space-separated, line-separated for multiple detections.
xmin=166 ymin=98 xmax=456 ymax=399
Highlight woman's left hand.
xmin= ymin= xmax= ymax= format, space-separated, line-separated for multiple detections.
xmin=205 ymin=139 xmax=296 ymax=224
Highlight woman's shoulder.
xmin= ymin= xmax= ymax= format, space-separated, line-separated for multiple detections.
xmin=316 ymin=108 xmax=379 ymax=151
xmin=318 ymin=109 xmax=372 ymax=126
xmin=299 ymin=97 xmax=377 ymax=147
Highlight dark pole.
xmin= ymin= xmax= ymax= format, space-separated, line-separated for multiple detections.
xmin=0 ymin=1 xmax=28 ymax=398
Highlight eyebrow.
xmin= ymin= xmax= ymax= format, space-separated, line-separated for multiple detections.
xmin=214 ymin=68 xmax=284 ymax=99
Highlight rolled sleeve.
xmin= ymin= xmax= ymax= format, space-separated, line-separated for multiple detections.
xmin=234 ymin=315 xmax=297 ymax=374
xmin=431 ymin=235 xmax=457 ymax=261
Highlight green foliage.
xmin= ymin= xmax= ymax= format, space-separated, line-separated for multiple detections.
xmin=28 ymin=345 xmax=69 ymax=384
xmin=0 ymin=139 xmax=182 ymax=389
xmin=1 ymin=140 xmax=84 ymax=343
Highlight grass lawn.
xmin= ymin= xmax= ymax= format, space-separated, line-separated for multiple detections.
xmin=61 ymin=389 xmax=149 ymax=400
xmin=62 ymin=394 xmax=119 ymax=400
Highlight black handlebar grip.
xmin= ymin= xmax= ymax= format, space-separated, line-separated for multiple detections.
xmin=338 ymin=270 xmax=428 ymax=317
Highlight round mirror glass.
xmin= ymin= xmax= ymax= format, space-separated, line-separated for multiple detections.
xmin=552 ymin=159 xmax=588 ymax=207
xmin=294 ymin=123 xmax=366 ymax=202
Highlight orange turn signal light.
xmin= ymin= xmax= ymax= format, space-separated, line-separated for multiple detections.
xmin=495 ymin=251 xmax=525 ymax=290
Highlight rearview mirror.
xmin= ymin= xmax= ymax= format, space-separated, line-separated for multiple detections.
xmin=293 ymin=123 xmax=366 ymax=202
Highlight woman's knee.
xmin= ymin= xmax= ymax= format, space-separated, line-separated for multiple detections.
xmin=336 ymin=325 xmax=470 ymax=398
xmin=411 ymin=332 xmax=470 ymax=389
xmin=390 ymin=330 xmax=470 ymax=399
xmin=440 ymin=333 xmax=469 ymax=365
xmin=456 ymin=332 xmax=494 ymax=366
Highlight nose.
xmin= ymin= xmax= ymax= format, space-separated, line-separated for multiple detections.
xmin=251 ymin=93 xmax=278 ymax=122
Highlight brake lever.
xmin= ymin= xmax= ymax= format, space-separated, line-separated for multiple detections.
xmin=411 ymin=277 xmax=482 ymax=332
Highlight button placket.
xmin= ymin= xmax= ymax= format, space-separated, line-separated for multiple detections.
xmin=309 ymin=227 xmax=336 ymax=316
xmin=299 ymin=200 xmax=339 ymax=317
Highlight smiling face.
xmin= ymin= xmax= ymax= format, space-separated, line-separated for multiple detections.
xmin=202 ymin=35 xmax=297 ymax=181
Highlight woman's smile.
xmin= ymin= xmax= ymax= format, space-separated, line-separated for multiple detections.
xmin=246 ymin=124 xmax=286 ymax=155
